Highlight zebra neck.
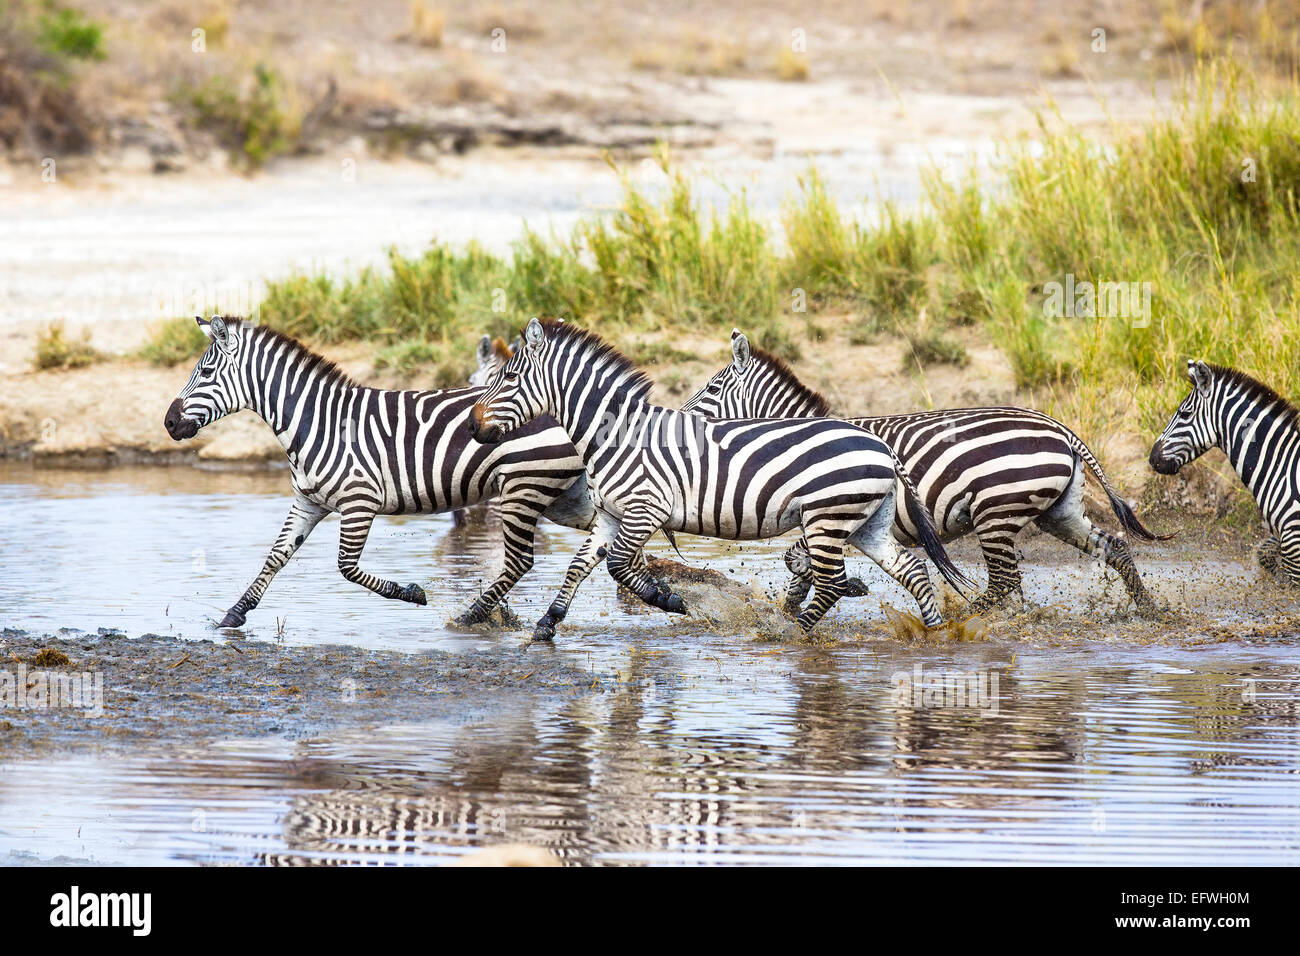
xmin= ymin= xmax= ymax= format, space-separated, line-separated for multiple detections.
xmin=554 ymin=372 xmax=652 ymax=462
xmin=1219 ymin=391 xmax=1293 ymax=501
xmin=253 ymin=356 xmax=354 ymax=461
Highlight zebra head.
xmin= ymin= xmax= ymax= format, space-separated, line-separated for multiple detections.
xmin=164 ymin=315 xmax=247 ymax=441
xmin=469 ymin=317 xmax=551 ymax=444
xmin=681 ymin=329 xmax=753 ymax=417
xmin=1149 ymin=360 xmax=1218 ymax=475
xmin=682 ymin=329 xmax=830 ymax=419
xmin=468 ymin=334 xmax=515 ymax=387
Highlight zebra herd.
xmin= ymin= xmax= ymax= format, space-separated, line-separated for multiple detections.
xmin=164 ymin=314 xmax=1298 ymax=641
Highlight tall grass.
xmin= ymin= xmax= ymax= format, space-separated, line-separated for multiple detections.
xmin=256 ymin=60 xmax=1300 ymax=443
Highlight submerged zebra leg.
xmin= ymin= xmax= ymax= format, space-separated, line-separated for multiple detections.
xmin=336 ymin=508 xmax=428 ymax=606
xmin=848 ymin=495 xmax=945 ymax=628
xmin=219 ymin=495 xmax=328 ymax=628
xmin=603 ymin=504 xmax=687 ymax=615
xmin=451 ymin=493 xmax=545 ymax=626
xmin=1036 ymin=507 xmax=1158 ymax=615
xmin=795 ymin=526 xmax=851 ymax=632
xmin=533 ymin=510 xmax=619 ymax=641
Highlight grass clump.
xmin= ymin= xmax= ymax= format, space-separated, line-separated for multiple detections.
xmin=402 ymin=0 xmax=445 ymax=49
xmin=138 ymin=317 xmax=209 ymax=366
xmin=34 ymin=321 xmax=100 ymax=370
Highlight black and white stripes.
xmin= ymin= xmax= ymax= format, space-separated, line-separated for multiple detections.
xmin=469 ymin=317 xmax=971 ymax=638
xmin=1151 ymin=360 xmax=1300 ymax=581
xmin=684 ymin=328 xmax=1166 ymax=615
xmin=164 ymin=315 xmax=594 ymax=628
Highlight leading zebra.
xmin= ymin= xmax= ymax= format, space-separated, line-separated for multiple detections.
xmin=163 ymin=315 xmax=596 ymax=628
xmin=1150 ymin=360 xmax=1300 ymax=583
xmin=683 ymin=329 xmax=1167 ymax=615
xmin=469 ymin=317 xmax=973 ymax=638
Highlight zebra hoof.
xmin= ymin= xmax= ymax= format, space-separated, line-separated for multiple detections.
xmin=399 ymin=584 xmax=427 ymax=606
xmin=531 ymin=622 xmax=556 ymax=643
xmin=663 ymin=592 xmax=687 ymax=615
xmin=218 ymin=609 xmax=246 ymax=629
xmin=451 ymin=605 xmax=487 ymax=627
xmin=844 ymin=577 xmax=870 ymax=598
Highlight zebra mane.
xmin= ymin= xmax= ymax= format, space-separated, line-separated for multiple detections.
xmin=536 ymin=318 xmax=653 ymax=399
xmin=231 ymin=319 xmax=357 ymax=389
xmin=750 ymin=346 xmax=831 ymax=416
xmin=1209 ymin=363 xmax=1300 ymax=429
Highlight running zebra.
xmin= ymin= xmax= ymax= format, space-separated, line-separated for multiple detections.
xmin=163 ymin=315 xmax=596 ymax=628
xmin=683 ymin=329 xmax=1167 ymax=615
xmin=1151 ymin=360 xmax=1300 ymax=583
xmin=469 ymin=317 xmax=972 ymax=638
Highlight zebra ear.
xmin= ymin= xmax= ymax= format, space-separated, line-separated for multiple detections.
xmin=476 ymin=334 xmax=493 ymax=366
xmin=731 ymin=330 xmax=751 ymax=371
xmin=508 ymin=336 xmax=523 ymax=355
xmin=524 ymin=317 xmax=545 ymax=351
xmin=1188 ymin=360 xmax=1212 ymax=396
xmin=205 ymin=314 xmax=234 ymax=352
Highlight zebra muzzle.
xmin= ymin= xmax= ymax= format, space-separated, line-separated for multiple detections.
xmin=1147 ymin=441 xmax=1179 ymax=475
xmin=164 ymin=398 xmax=199 ymax=441
xmin=468 ymin=410 xmax=504 ymax=445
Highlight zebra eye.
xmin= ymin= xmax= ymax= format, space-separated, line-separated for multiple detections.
xmin=707 ymin=382 xmax=722 ymax=393
xmin=504 ymin=371 xmax=519 ymax=382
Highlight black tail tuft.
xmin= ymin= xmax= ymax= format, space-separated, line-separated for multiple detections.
xmin=1103 ymin=487 xmax=1176 ymax=541
xmin=897 ymin=461 xmax=976 ymax=599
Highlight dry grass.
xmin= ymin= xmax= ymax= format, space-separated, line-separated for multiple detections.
xmin=402 ymin=0 xmax=445 ymax=49
xmin=34 ymin=321 xmax=101 ymax=370
xmin=775 ymin=46 xmax=809 ymax=81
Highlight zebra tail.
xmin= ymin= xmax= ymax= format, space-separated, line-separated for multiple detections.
xmin=1061 ymin=429 xmax=1174 ymax=541
xmin=888 ymin=448 xmax=977 ymax=598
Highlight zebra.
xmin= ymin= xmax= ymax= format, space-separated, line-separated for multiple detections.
xmin=468 ymin=317 xmax=973 ymax=639
xmin=1150 ymin=360 xmax=1300 ymax=583
xmin=468 ymin=334 xmax=517 ymax=387
xmin=446 ymin=334 xmax=519 ymax=529
xmin=683 ymin=329 xmax=1167 ymax=615
xmin=162 ymin=314 xmax=597 ymax=629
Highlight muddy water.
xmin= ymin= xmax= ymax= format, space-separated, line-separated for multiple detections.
xmin=2 ymin=463 xmax=1300 ymax=865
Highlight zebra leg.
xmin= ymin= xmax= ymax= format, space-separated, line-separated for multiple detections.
xmin=967 ymin=519 xmax=1027 ymax=613
xmin=336 ymin=508 xmax=428 ymax=607
xmin=795 ymin=525 xmax=850 ymax=632
xmin=604 ymin=504 xmax=688 ymax=616
xmin=1258 ymin=536 xmax=1281 ymax=576
xmin=219 ymin=495 xmax=328 ymax=628
xmin=533 ymin=510 xmax=620 ymax=642
xmin=451 ymin=494 xmax=545 ymax=626
xmin=848 ymin=495 xmax=944 ymax=628
xmin=782 ymin=536 xmax=868 ymax=614
xmin=1277 ymin=534 xmax=1300 ymax=586
xmin=1035 ymin=507 xmax=1158 ymax=616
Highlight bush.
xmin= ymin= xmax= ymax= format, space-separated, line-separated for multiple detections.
xmin=138 ymin=318 xmax=209 ymax=366
xmin=34 ymin=320 xmax=100 ymax=369
xmin=178 ymin=63 xmax=301 ymax=169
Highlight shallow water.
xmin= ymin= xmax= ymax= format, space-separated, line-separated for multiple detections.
xmin=2 ymin=464 xmax=1299 ymax=865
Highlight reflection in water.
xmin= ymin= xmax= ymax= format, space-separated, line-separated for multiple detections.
xmin=2 ymin=647 xmax=1296 ymax=865
xmin=1 ymin=465 xmax=1299 ymax=865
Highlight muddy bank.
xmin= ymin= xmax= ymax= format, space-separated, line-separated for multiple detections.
xmin=0 ymin=629 xmax=604 ymax=756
